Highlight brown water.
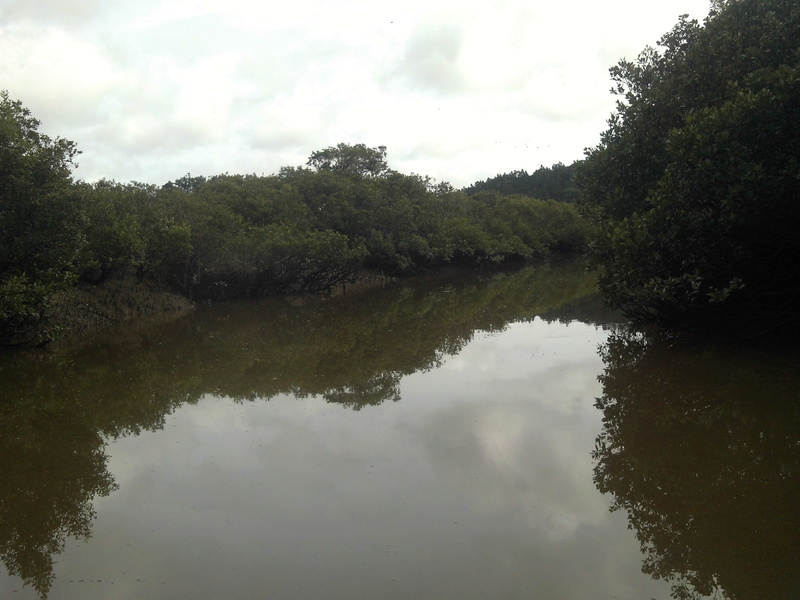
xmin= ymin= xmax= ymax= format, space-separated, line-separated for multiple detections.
xmin=1 ymin=261 xmax=798 ymax=600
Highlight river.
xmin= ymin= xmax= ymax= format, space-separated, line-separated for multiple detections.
xmin=1 ymin=260 xmax=798 ymax=600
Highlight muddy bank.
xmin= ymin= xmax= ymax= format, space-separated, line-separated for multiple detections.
xmin=41 ymin=262 xmax=548 ymax=350
xmin=47 ymin=279 xmax=195 ymax=350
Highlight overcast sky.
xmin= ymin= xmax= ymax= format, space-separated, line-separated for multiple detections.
xmin=2 ymin=0 xmax=712 ymax=188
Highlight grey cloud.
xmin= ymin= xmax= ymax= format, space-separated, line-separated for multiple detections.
xmin=403 ymin=395 xmax=670 ymax=598
xmin=385 ymin=24 xmax=469 ymax=95
xmin=519 ymin=100 xmax=586 ymax=123
xmin=518 ymin=94 xmax=608 ymax=124
xmin=249 ymin=127 xmax=315 ymax=152
xmin=400 ymin=140 xmax=456 ymax=159
xmin=416 ymin=398 xmax=607 ymax=529
xmin=4 ymin=0 xmax=102 ymax=26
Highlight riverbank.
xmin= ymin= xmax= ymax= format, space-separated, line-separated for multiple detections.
xmin=40 ymin=257 xmax=583 ymax=350
xmin=46 ymin=279 xmax=195 ymax=350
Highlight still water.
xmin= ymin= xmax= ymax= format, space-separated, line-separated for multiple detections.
xmin=1 ymin=262 xmax=798 ymax=600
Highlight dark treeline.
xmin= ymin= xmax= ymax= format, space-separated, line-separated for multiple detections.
xmin=0 ymin=99 xmax=588 ymax=346
xmin=463 ymin=162 xmax=580 ymax=202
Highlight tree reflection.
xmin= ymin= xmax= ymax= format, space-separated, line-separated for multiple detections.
xmin=0 ymin=353 xmax=118 ymax=598
xmin=131 ymin=259 xmax=599 ymax=408
xmin=593 ymin=329 xmax=800 ymax=600
xmin=0 ymin=260 xmax=598 ymax=597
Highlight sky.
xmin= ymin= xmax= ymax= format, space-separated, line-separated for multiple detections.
xmin=1 ymin=0 xmax=713 ymax=188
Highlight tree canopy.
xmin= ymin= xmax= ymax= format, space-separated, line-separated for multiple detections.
xmin=577 ymin=0 xmax=800 ymax=337
xmin=306 ymin=143 xmax=392 ymax=178
xmin=464 ymin=162 xmax=580 ymax=202
xmin=0 ymin=91 xmax=83 ymax=345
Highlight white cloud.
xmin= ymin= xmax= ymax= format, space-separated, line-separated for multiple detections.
xmin=0 ymin=0 xmax=714 ymax=186
xmin=386 ymin=23 xmax=470 ymax=94
xmin=0 ymin=24 xmax=124 ymax=126
xmin=171 ymin=53 xmax=241 ymax=138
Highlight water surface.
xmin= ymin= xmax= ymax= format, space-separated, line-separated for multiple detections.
xmin=1 ymin=262 xmax=798 ymax=599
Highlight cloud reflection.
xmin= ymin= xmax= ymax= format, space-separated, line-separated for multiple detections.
xmin=412 ymin=323 xmax=610 ymax=543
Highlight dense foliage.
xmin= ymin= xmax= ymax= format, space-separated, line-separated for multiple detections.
xmin=0 ymin=99 xmax=587 ymax=344
xmin=0 ymin=92 xmax=83 ymax=345
xmin=577 ymin=0 xmax=800 ymax=337
xmin=464 ymin=162 xmax=580 ymax=202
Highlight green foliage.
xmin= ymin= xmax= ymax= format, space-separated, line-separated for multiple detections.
xmin=78 ymin=179 xmax=195 ymax=290
xmin=153 ymin=154 xmax=586 ymax=299
xmin=162 ymin=173 xmax=207 ymax=192
xmin=0 ymin=275 xmax=59 ymax=345
xmin=156 ymin=172 xmax=368 ymax=299
xmin=432 ymin=191 xmax=587 ymax=263
xmin=465 ymin=162 xmax=580 ymax=202
xmin=0 ymin=91 xmax=83 ymax=345
xmin=243 ymin=225 xmax=367 ymax=296
xmin=577 ymin=0 xmax=800 ymax=336
xmin=79 ymin=181 xmax=148 ymax=280
xmin=307 ymin=142 xmax=391 ymax=178
xmin=280 ymin=153 xmax=587 ymax=274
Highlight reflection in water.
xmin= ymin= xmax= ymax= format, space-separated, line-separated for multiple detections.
xmin=0 ymin=261 xmax=599 ymax=597
xmin=0 ymin=381 xmax=117 ymax=597
xmin=593 ymin=329 xmax=800 ymax=600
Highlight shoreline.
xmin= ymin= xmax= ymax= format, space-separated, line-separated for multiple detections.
xmin=46 ymin=279 xmax=195 ymax=351
xmin=40 ymin=256 xmax=581 ymax=350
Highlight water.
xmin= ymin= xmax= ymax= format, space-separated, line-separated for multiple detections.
xmin=1 ymin=261 xmax=798 ymax=599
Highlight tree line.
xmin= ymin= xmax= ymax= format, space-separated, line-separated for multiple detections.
xmin=464 ymin=162 xmax=580 ymax=202
xmin=7 ymin=0 xmax=796 ymax=344
xmin=0 ymin=112 xmax=587 ymax=346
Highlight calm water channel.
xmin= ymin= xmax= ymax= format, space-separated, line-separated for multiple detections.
xmin=1 ymin=261 xmax=799 ymax=600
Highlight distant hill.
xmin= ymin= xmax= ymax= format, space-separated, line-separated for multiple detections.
xmin=464 ymin=162 xmax=580 ymax=202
